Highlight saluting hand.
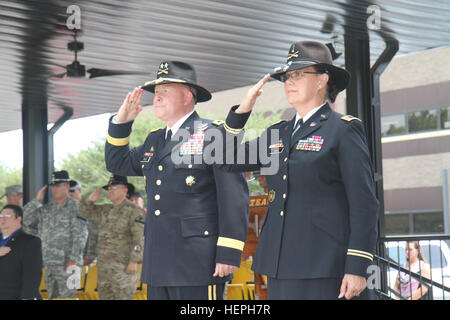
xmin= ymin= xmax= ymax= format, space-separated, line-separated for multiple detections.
xmin=235 ymin=74 xmax=271 ymax=114
xmin=88 ymin=187 xmax=102 ymax=203
xmin=36 ymin=185 xmax=48 ymax=202
xmin=115 ymin=87 xmax=144 ymax=124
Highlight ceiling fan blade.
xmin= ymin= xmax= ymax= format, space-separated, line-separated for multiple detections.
xmin=87 ymin=68 xmax=147 ymax=79
xmin=51 ymin=72 xmax=67 ymax=79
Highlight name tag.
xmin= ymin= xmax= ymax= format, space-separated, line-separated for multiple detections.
xmin=269 ymin=140 xmax=284 ymax=154
xmin=296 ymin=136 xmax=324 ymax=152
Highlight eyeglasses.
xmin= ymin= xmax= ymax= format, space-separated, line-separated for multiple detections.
xmin=280 ymin=70 xmax=326 ymax=82
xmin=0 ymin=214 xmax=13 ymax=218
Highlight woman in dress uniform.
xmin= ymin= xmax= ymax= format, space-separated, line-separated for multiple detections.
xmin=223 ymin=41 xmax=379 ymax=300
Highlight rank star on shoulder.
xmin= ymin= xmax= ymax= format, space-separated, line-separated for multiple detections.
xmin=179 ymin=304 xmax=214 ymax=318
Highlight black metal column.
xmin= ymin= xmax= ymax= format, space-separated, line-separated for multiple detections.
xmin=22 ymin=98 xmax=49 ymax=204
xmin=20 ymin=1 xmax=62 ymax=204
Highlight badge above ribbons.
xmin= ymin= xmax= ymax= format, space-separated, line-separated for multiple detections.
xmin=296 ymin=136 xmax=324 ymax=152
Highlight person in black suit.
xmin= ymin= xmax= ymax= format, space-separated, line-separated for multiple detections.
xmin=223 ymin=41 xmax=380 ymax=299
xmin=0 ymin=204 xmax=42 ymax=300
xmin=105 ymin=61 xmax=249 ymax=300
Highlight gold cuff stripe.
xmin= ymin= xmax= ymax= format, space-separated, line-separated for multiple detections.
xmin=347 ymin=249 xmax=373 ymax=261
xmin=217 ymin=237 xmax=245 ymax=251
xmin=106 ymin=134 xmax=130 ymax=146
xmin=348 ymin=249 xmax=373 ymax=258
xmin=223 ymin=122 xmax=242 ymax=135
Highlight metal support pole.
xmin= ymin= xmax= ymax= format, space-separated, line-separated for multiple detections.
xmin=443 ymin=169 xmax=449 ymax=235
xmin=22 ymin=98 xmax=49 ymax=204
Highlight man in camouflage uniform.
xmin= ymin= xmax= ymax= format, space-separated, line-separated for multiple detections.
xmin=80 ymin=175 xmax=144 ymax=300
xmin=69 ymin=180 xmax=99 ymax=266
xmin=23 ymin=171 xmax=88 ymax=299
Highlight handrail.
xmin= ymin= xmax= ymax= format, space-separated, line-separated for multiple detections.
xmin=375 ymin=253 xmax=450 ymax=295
xmin=380 ymin=234 xmax=450 ymax=242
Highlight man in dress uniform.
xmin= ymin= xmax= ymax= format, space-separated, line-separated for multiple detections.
xmin=23 ymin=170 xmax=88 ymax=299
xmin=223 ymin=41 xmax=380 ymax=299
xmin=104 ymin=61 xmax=249 ymax=300
xmin=80 ymin=175 xmax=144 ymax=300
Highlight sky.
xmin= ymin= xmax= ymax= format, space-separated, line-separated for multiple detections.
xmin=0 ymin=113 xmax=112 ymax=170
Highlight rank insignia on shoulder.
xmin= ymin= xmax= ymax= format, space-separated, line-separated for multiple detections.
xmin=341 ymin=115 xmax=361 ymax=122
xmin=150 ymin=127 xmax=164 ymax=133
xmin=270 ymin=120 xmax=286 ymax=127
xmin=212 ymin=120 xmax=224 ymax=126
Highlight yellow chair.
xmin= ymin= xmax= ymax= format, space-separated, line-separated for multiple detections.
xmin=39 ymin=268 xmax=48 ymax=300
xmin=76 ymin=266 xmax=89 ymax=300
xmin=229 ymin=259 xmax=254 ymax=299
xmin=246 ymin=282 xmax=256 ymax=300
xmin=226 ymin=283 xmax=246 ymax=300
xmin=81 ymin=264 xmax=99 ymax=300
xmin=133 ymin=263 xmax=147 ymax=300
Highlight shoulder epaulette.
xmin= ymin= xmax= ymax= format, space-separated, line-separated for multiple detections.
xmin=270 ymin=120 xmax=287 ymax=127
xmin=341 ymin=115 xmax=361 ymax=122
xmin=150 ymin=127 xmax=164 ymax=133
xmin=211 ymin=120 xmax=224 ymax=126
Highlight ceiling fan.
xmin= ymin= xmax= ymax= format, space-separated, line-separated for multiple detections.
xmin=51 ymin=30 xmax=147 ymax=79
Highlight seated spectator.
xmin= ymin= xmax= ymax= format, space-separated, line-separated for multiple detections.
xmin=0 ymin=204 xmax=42 ymax=300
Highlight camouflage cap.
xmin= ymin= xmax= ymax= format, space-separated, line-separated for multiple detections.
xmin=5 ymin=185 xmax=23 ymax=195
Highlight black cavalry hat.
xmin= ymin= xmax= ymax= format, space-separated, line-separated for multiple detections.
xmin=270 ymin=41 xmax=350 ymax=92
xmin=141 ymin=61 xmax=212 ymax=102
xmin=49 ymin=170 xmax=75 ymax=185
xmin=102 ymin=175 xmax=135 ymax=197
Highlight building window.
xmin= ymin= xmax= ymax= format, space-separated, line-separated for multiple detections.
xmin=385 ymin=211 xmax=444 ymax=235
xmin=408 ymin=110 xmax=438 ymax=133
xmin=385 ymin=214 xmax=410 ymax=234
xmin=381 ymin=114 xmax=406 ymax=137
xmin=413 ymin=212 xmax=444 ymax=234
xmin=441 ymin=106 xmax=450 ymax=129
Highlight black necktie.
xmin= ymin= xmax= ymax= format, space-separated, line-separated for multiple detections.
xmin=292 ymin=118 xmax=303 ymax=136
xmin=165 ymin=129 xmax=172 ymax=144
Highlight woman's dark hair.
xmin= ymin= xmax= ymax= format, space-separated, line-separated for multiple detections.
xmin=313 ymin=65 xmax=339 ymax=103
xmin=2 ymin=204 xmax=23 ymax=220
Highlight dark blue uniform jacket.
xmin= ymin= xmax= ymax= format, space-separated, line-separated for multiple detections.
xmin=225 ymin=103 xmax=379 ymax=279
xmin=105 ymin=111 xmax=249 ymax=286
